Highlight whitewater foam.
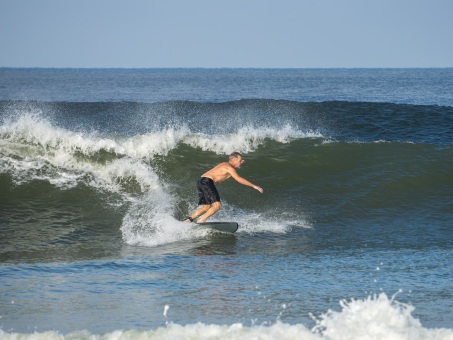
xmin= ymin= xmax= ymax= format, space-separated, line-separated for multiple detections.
xmin=312 ymin=293 xmax=453 ymax=339
xmin=120 ymin=189 xmax=202 ymax=247
xmin=1 ymin=293 xmax=451 ymax=339
xmin=211 ymin=205 xmax=308 ymax=234
xmin=119 ymin=197 xmax=309 ymax=247
xmin=184 ymin=124 xmax=322 ymax=154
xmin=0 ymin=113 xmax=170 ymax=194
xmin=0 ymin=113 xmax=321 ymax=163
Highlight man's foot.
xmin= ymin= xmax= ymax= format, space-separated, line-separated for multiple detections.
xmin=183 ymin=217 xmax=194 ymax=223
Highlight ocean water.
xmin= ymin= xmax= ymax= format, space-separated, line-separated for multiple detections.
xmin=0 ymin=68 xmax=453 ymax=339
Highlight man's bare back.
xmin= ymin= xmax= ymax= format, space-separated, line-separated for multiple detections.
xmin=201 ymin=162 xmax=235 ymax=185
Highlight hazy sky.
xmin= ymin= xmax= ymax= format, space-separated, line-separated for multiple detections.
xmin=1 ymin=0 xmax=452 ymax=68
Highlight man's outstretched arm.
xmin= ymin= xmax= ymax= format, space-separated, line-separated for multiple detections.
xmin=229 ymin=169 xmax=263 ymax=193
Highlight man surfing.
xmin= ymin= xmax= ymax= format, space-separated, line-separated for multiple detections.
xmin=184 ymin=152 xmax=263 ymax=223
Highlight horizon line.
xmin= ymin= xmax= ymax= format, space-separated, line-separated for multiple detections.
xmin=1 ymin=66 xmax=453 ymax=70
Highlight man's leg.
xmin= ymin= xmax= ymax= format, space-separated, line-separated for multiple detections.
xmin=184 ymin=204 xmax=210 ymax=222
xmin=197 ymin=201 xmax=222 ymax=223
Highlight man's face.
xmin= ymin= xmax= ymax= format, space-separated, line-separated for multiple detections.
xmin=232 ymin=156 xmax=245 ymax=168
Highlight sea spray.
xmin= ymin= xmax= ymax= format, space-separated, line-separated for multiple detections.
xmin=183 ymin=124 xmax=322 ymax=155
xmin=120 ymin=189 xmax=188 ymax=247
xmin=312 ymin=293 xmax=453 ymax=339
xmin=0 ymin=112 xmax=320 ymax=168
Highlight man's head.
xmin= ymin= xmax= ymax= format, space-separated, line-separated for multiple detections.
xmin=229 ymin=152 xmax=245 ymax=168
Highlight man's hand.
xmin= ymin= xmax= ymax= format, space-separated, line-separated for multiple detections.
xmin=253 ymin=185 xmax=264 ymax=193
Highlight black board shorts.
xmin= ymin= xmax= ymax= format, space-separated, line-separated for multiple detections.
xmin=197 ymin=177 xmax=220 ymax=205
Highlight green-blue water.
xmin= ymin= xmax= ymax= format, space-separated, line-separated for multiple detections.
xmin=1 ymin=68 xmax=453 ymax=339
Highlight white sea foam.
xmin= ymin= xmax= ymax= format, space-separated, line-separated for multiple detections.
xmin=210 ymin=205 xmax=308 ymax=234
xmin=1 ymin=293 xmax=451 ymax=340
xmin=312 ymin=293 xmax=453 ymax=340
xmin=120 ymin=190 xmax=204 ymax=247
xmin=0 ymin=112 xmax=179 ymax=161
xmin=120 ymin=195 xmax=307 ymax=247
xmin=0 ymin=113 xmax=179 ymax=196
xmin=184 ymin=124 xmax=322 ymax=155
xmin=0 ymin=113 xmax=319 ymax=163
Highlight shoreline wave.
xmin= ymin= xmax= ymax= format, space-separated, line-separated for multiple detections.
xmin=1 ymin=293 xmax=451 ymax=339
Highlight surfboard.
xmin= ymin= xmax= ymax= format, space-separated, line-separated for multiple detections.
xmin=196 ymin=222 xmax=239 ymax=233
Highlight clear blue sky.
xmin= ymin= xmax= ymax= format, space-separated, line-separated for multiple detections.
xmin=1 ymin=0 xmax=452 ymax=68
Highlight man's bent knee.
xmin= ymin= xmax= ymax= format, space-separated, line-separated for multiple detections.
xmin=212 ymin=201 xmax=222 ymax=212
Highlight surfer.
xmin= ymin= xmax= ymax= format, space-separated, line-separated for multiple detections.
xmin=184 ymin=152 xmax=263 ymax=223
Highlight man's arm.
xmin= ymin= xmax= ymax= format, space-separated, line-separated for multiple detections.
xmin=228 ymin=167 xmax=263 ymax=193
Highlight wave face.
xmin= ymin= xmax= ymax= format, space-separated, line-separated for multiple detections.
xmin=1 ymin=99 xmax=452 ymax=251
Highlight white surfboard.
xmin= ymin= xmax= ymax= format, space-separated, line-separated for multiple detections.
xmin=196 ymin=222 xmax=239 ymax=233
